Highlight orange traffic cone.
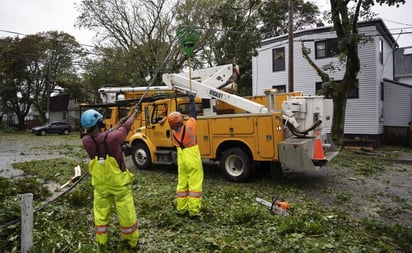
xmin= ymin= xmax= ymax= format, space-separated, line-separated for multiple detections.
xmin=313 ymin=130 xmax=326 ymax=165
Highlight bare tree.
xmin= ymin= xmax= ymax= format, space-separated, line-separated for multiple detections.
xmin=76 ymin=0 xmax=181 ymax=85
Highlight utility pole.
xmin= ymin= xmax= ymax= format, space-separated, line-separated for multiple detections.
xmin=47 ymin=63 xmax=51 ymax=122
xmin=288 ymin=0 xmax=294 ymax=92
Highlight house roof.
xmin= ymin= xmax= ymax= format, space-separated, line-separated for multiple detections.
xmin=261 ymin=19 xmax=397 ymax=48
xmin=50 ymin=95 xmax=69 ymax=112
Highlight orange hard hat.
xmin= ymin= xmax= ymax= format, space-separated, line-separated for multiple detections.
xmin=167 ymin=111 xmax=183 ymax=129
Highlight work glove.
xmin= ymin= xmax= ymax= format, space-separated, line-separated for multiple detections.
xmin=189 ymin=94 xmax=195 ymax=102
xmin=133 ymin=104 xmax=140 ymax=113
xmin=188 ymin=94 xmax=197 ymax=119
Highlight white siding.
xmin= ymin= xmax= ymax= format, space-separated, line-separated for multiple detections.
xmin=384 ymin=81 xmax=412 ymax=127
xmin=375 ymin=30 xmax=395 ymax=133
xmin=294 ymin=32 xmax=343 ymax=95
xmin=344 ymin=28 xmax=379 ymax=135
xmin=253 ymin=21 xmax=395 ymax=136
xmin=252 ymin=41 xmax=288 ymax=95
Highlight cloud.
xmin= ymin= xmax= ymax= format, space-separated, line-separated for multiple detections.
xmin=0 ymin=0 xmax=94 ymax=45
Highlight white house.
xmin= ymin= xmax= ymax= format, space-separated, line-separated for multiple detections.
xmin=381 ymin=46 xmax=412 ymax=146
xmin=252 ymin=19 xmax=412 ymax=146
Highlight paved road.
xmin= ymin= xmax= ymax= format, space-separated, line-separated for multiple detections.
xmin=0 ymin=133 xmax=83 ymax=178
xmin=0 ymin=132 xmax=136 ymax=178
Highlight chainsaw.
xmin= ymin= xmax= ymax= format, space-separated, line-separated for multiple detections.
xmin=256 ymin=196 xmax=290 ymax=215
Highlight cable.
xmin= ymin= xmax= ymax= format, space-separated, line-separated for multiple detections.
xmin=0 ymin=171 xmax=89 ymax=229
xmin=286 ymin=120 xmax=322 ymax=138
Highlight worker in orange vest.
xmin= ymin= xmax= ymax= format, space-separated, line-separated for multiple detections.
xmin=167 ymin=94 xmax=204 ymax=217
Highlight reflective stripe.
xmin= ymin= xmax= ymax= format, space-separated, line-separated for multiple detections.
xmin=96 ymin=225 xmax=108 ymax=234
xmin=120 ymin=222 xmax=138 ymax=235
xmin=189 ymin=191 xmax=202 ymax=198
xmin=176 ymin=190 xmax=189 ymax=198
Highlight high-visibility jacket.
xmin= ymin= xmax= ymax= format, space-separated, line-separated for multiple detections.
xmin=172 ymin=117 xmax=204 ymax=216
xmin=172 ymin=118 xmax=197 ymax=148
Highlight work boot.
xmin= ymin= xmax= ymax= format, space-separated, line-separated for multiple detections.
xmin=97 ymin=243 xmax=109 ymax=253
xmin=176 ymin=209 xmax=187 ymax=217
xmin=188 ymin=211 xmax=200 ymax=219
xmin=121 ymin=240 xmax=140 ymax=253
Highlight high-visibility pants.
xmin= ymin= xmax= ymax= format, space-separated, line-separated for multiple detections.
xmin=89 ymin=156 xmax=139 ymax=247
xmin=176 ymin=145 xmax=204 ymax=216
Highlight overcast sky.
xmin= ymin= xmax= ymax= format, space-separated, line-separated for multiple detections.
xmin=0 ymin=0 xmax=411 ymax=47
xmin=0 ymin=0 xmax=93 ymax=45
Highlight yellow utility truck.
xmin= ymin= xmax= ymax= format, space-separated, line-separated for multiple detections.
xmin=127 ymin=64 xmax=338 ymax=182
xmin=96 ymin=86 xmax=175 ymax=142
xmin=79 ymin=86 xmax=174 ymax=140
xmin=84 ymin=65 xmax=239 ymax=143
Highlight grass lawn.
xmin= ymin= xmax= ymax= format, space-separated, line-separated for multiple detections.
xmin=0 ymin=132 xmax=411 ymax=252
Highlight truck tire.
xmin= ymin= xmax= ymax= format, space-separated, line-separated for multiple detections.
xmin=132 ymin=143 xmax=152 ymax=170
xmin=220 ymin=147 xmax=252 ymax=182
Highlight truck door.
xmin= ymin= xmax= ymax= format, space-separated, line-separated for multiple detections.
xmin=147 ymin=103 xmax=173 ymax=147
xmin=256 ymin=116 xmax=275 ymax=158
xmin=196 ymin=118 xmax=211 ymax=156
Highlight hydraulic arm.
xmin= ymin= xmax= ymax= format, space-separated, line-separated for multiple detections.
xmin=162 ymin=64 xmax=268 ymax=114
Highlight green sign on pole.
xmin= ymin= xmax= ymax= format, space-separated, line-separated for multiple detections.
xmin=176 ymin=25 xmax=199 ymax=57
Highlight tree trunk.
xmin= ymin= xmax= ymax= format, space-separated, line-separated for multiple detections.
xmin=331 ymin=90 xmax=347 ymax=146
xmin=17 ymin=114 xmax=26 ymax=131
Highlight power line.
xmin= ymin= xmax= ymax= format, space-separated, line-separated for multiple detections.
xmin=381 ymin=18 xmax=412 ymax=27
xmin=1 ymin=22 xmax=412 ymax=51
xmin=1 ymin=27 xmax=411 ymax=73
xmin=0 ymin=29 xmax=95 ymax=49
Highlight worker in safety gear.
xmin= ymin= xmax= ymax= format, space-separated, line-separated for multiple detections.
xmin=168 ymin=94 xmax=204 ymax=217
xmin=80 ymin=108 xmax=139 ymax=252
xmin=158 ymin=105 xmax=168 ymax=124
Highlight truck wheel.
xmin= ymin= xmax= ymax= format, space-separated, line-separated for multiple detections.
xmin=220 ymin=147 xmax=252 ymax=182
xmin=132 ymin=143 xmax=152 ymax=170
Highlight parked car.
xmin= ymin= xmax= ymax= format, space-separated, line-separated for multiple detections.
xmin=31 ymin=121 xmax=72 ymax=136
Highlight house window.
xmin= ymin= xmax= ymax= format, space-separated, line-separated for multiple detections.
xmin=315 ymin=38 xmax=339 ymax=59
xmin=380 ymin=81 xmax=384 ymax=101
xmin=316 ymin=79 xmax=359 ymax=99
xmin=272 ymin=85 xmax=286 ymax=93
xmin=272 ymin=47 xmax=285 ymax=72
xmin=379 ymin=39 xmax=383 ymax=64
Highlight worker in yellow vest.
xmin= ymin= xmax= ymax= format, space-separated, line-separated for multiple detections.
xmin=81 ymin=108 xmax=139 ymax=252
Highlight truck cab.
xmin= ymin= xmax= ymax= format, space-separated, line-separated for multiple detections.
xmin=130 ymin=96 xmax=203 ymax=170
